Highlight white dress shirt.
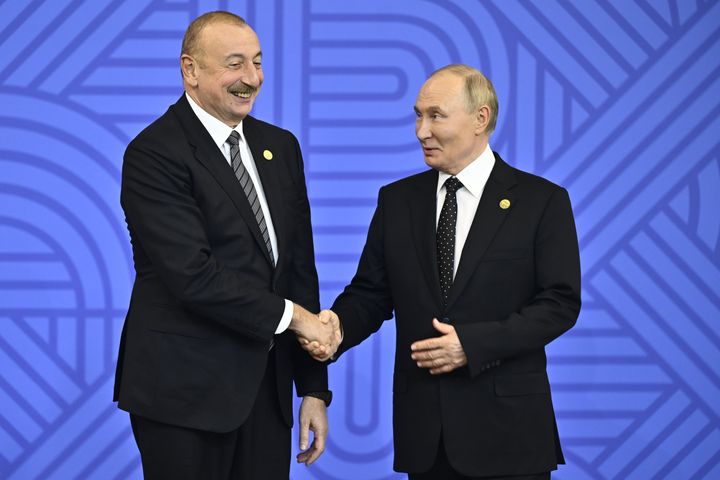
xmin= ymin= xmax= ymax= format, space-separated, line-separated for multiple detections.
xmin=436 ymin=143 xmax=496 ymax=279
xmin=186 ymin=93 xmax=293 ymax=334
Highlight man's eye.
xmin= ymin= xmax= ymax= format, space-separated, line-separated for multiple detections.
xmin=253 ymin=62 xmax=262 ymax=68
xmin=229 ymin=63 xmax=241 ymax=68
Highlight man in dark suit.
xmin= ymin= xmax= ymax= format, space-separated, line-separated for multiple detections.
xmin=113 ymin=11 xmax=337 ymax=479
xmin=311 ymin=65 xmax=581 ymax=479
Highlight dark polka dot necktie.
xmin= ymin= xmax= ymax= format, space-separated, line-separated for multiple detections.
xmin=437 ymin=177 xmax=463 ymax=306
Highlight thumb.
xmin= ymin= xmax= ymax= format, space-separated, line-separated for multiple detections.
xmin=299 ymin=421 xmax=309 ymax=450
xmin=433 ymin=318 xmax=452 ymax=334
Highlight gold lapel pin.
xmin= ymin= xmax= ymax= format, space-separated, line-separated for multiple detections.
xmin=499 ymin=198 xmax=511 ymax=209
xmin=263 ymin=150 xmax=273 ymax=160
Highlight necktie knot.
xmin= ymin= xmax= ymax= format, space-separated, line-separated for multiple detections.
xmin=444 ymin=177 xmax=463 ymax=194
xmin=227 ymin=130 xmax=241 ymax=147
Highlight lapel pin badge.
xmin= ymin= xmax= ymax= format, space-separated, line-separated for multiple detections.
xmin=499 ymin=198 xmax=511 ymax=210
xmin=263 ymin=149 xmax=273 ymax=160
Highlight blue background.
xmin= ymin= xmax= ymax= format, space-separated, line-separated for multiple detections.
xmin=1 ymin=0 xmax=719 ymax=478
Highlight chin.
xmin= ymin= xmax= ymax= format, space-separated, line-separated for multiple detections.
xmin=233 ymin=106 xmax=252 ymax=120
xmin=424 ymin=157 xmax=443 ymax=170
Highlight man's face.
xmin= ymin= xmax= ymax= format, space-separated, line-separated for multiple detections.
xmin=184 ymin=22 xmax=263 ymax=126
xmin=414 ymin=73 xmax=484 ymax=175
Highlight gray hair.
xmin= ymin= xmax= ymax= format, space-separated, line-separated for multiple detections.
xmin=182 ymin=11 xmax=247 ymax=58
xmin=430 ymin=64 xmax=499 ymax=134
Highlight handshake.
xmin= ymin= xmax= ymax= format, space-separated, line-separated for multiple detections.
xmin=289 ymin=304 xmax=342 ymax=361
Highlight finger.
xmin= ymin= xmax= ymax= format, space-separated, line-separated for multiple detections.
xmin=302 ymin=343 xmax=321 ymax=354
xmin=306 ymin=437 xmax=325 ymax=466
xmin=311 ymin=346 xmax=329 ymax=357
xmin=411 ymin=349 xmax=442 ymax=361
xmin=417 ymin=357 xmax=446 ymax=369
xmin=430 ymin=363 xmax=456 ymax=375
xmin=411 ymin=339 xmax=438 ymax=351
xmin=299 ymin=420 xmax=309 ymax=451
xmin=432 ymin=318 xmax=453 ymax=334
xmin=296 ymin=449 xmax=311 ymax=464
xmin=304 ymin=340 xmax=320 ymax=350
xmin=305 ymin=446 xmax=321 ymax=466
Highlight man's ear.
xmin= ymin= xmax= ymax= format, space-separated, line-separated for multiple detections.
xmin=181 ymin=54 xmax=198 ymax=87
xmin=475 ymin=105 xmax=490 ymax=135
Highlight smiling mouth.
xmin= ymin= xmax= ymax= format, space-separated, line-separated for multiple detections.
xmin=230 ymin=91 xmax=253 ymax=99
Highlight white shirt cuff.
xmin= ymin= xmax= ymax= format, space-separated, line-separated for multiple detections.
xmin=275 ymin=299 xmax=293 ymax=334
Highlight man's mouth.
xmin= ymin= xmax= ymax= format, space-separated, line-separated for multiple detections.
xmin=230 ymin=91 xmax=253 ymax=99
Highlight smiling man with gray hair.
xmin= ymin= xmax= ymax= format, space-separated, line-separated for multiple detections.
xmin=114 ymin=11 xmax=338 ymax=479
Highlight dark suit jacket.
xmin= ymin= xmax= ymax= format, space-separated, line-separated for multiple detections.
xmin=332 ymin=154 xmax=581 ymax=476
xmin=113 ymin=95 xmax=326 ymax=433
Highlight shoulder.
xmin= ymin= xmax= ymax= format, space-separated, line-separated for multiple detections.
xmin=379 ymin=169 xmax=436 ymax=196
xmin=512 ymin=166 xmax=564 ymax=194
xmin=127 ymin=104 xmax=182 ymax=155
xmin=495 ymin=153 xmax=567 ymax=199
xmin=244 ymin=115 xmax=298 ymax=146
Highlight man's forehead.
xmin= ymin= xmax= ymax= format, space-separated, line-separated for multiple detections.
xmin=200 ymin=22 xmax=260 ymax=50
xmin=416 ymin=76 xmax=463 ymax=108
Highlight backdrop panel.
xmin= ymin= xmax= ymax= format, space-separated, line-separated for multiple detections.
xmin=0 ymin=1 xmax=718 ymax=478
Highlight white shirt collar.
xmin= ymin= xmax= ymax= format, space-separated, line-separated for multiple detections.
xmin=185 ymin=92 xmax=247 ymax=149
xmin=436 ymin=143 xmax=496 ymax=198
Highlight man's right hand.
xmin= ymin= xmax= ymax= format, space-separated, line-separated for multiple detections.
xmin=289 ymin=305 xmax=341 ymax=361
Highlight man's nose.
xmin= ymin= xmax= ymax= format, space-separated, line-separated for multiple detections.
xmin=243 ymin=64 xmax=261 ymax=87
xmin=416 ymin=119 xmax=431 ymax=140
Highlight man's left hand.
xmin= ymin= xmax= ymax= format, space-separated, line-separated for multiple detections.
xmin=296 ymin=396 xmax=328 ymax=466
xmin=411 ymin=318 xmax=467 ymax=374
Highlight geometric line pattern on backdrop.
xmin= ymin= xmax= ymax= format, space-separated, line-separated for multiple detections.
xmin=0 ymin=0 xmax=718 ymax=479
xmin=0 ymin=91 xmax=134 ymax=478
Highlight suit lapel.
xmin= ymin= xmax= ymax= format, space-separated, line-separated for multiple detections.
xmin=408 ymin=170 xmax=443 ymax=309
xmin=446 ymin=154 xmax=517 ymax=309
xmin=171 ymin=96 xmax=273 ymax=266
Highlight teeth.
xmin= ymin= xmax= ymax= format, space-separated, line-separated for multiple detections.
xmin=232 ymin=92 xmax=251 ymax=98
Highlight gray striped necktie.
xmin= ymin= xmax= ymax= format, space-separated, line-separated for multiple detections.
xmin=227 ymin=131 xmax=276 ymax=266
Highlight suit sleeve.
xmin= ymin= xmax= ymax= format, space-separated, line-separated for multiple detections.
xmin=284 ymin=134 xmax=329 ymax=394
xmin=454 ymin=187 xmax=581 ymax=377
xmin=121 ymin=138 xmax=285 ymax=342
xmin=331 ymin=188 xmax=395 ymax=358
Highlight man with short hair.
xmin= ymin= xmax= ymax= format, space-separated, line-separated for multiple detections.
xmin=114 ymin=11 xmax=337 ymax=479
xmin=312 ymin=65 xmax=581 ymax=479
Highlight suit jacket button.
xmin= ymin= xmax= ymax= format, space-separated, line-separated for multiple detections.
xmin=441 ymin=317 xmax=451 ymax=323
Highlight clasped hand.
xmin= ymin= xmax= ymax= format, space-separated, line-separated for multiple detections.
xmin=290 ymin=305 xmax=341 ymax=361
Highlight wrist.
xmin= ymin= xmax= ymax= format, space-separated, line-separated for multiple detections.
xmin=290 ymin=303 xmax=308 ymax=333
xmin=304 ymin=391 xmax=332 ymax=407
